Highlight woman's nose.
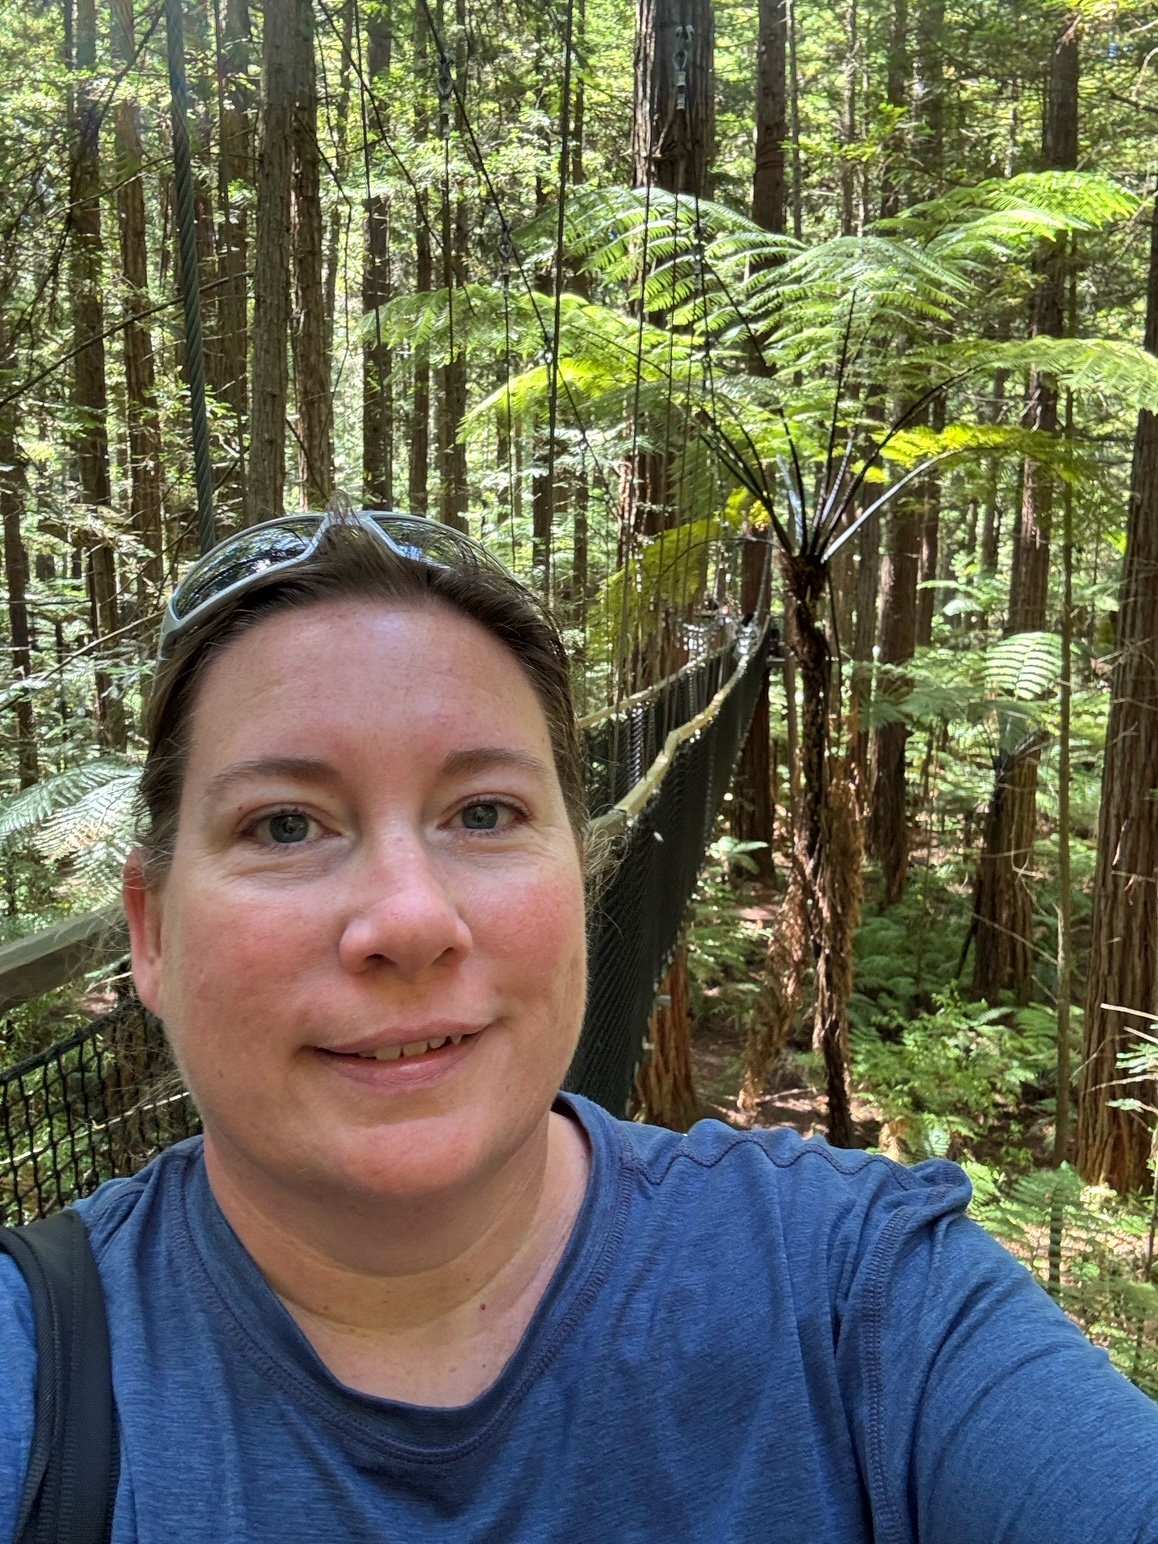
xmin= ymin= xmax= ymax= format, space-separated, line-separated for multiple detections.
xmin=336 ymin=838 xmax=472 ymax=978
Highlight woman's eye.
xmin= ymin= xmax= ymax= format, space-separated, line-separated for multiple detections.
xmin=253 ymin=809 xmax=319 ymax=845
xmin=458 ymin=800 xmax=515 ymax=832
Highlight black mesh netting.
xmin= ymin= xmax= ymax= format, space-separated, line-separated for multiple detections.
xmin=0 ymin=999 xmax=199 ymax=1223
xmin=0 ymin=624 xmax=771 ymax=1222
xmin=568 ymin=623 xmax=770 ymax=1113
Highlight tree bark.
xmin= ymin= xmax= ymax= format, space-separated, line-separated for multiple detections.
xmin=409 ymin=1 xmax=431 ymax=516
xmin=1076 ymin=190 xmax=1158 ymax=1196
xmin=214 ymin=0 xmax=253 ymax=519
xmin=436 ymin=0 xmax=469 ymax=532
xmin=869 ymin=488 xmax=920 ymax=903
xmin=752 ymin=0 xmax=787 ymax=236
xmin=623 ymin=0 xmax=715 ymax=538
xmin=974 ymin=17 xmax=1078 ymax=1003
xmin=879 ymin=0 xmax=908 ymax=219
xmin=633 ymin=0 xmax=715 ymax=198
xmin=248 ymin=0 xmax=296 ymax=520
xmin=71 ymin=0 xmax=125 ymax=750
xmin=362 ymin=0 xmax=394 ymax=508
xmin=0 ymin=317 xmax=36 ymax=788
xmin=290 ymin=0 xmax=333 ymax=508
xmin=111 ymin=0 xmax=163 ymax=599
xmin=783 ymin=549 xmax=856 ymax=1148
xmin=730 ymin=534 xmax=775 ymax=883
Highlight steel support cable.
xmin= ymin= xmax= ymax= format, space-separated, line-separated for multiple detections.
xmin=543 ymin=0 xmax=578 ymax=603
xmin=165 ymin=0 xmax=216 ymax=554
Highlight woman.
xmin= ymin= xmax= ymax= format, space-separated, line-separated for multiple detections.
xmin=1 ymin=510 xmax=1156 ymax=1543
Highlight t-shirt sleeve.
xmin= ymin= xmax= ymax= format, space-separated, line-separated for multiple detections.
xmin=834 ymin=1162 xmax=1158 ymax=1544
xmin=0 ymin=1253 xmax=37 ymax=1544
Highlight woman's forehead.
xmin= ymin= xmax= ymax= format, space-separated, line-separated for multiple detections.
xmin=185 ymin=600 xmax=552 ymax=767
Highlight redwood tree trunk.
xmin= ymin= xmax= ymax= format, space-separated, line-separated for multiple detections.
xmin=362 ymin=0 xmax=394 ymax=508
xmin=752 ymin=0 xmax=787 ymax=236
xmin=869 ymin=489 xmax=920 ymax=902
xmin=291 ymin=0 xmax=333 ymax=508
xmin=248 ymin=0 xmax=295 ymax=520
xmin=111 ymin=0 xmax=163 ymax=598
xmin=973 ymin=18 xmax=1077 ymax=1003
xmin=71 ymin=0 xmax=125 ymax=749
xmin=623 ymin=0 xmax=715 ymax=539
xmin=214 ymin=0 xmax=253 ymax=519
xmin=0 ymin=317 xmax=36 ymax=787
xmin=1076 ymin=190 xmax=1158 ymax=1196
xmin=730 ymin=534 xmax=774 ymax=883
xmin=409 ymin=2 xmax=431 ymax=516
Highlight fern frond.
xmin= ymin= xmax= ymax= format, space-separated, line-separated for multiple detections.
xmin=985 ymin=632 xmax=1064 ymax=701
xmin=0 ymin=759 xmax=141 ymax=845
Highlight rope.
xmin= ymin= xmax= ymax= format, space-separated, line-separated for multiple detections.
xmin=164 ymin=0 xmax=216 ymax=554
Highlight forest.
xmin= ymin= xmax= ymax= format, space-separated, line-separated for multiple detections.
xmin=0 ymin=0 xmax=1156 ymax=1392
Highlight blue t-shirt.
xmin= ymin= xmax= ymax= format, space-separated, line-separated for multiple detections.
xmin=2 ymin=1095 xmax=1156 ymax=1542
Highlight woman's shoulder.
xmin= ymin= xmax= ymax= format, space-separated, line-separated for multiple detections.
xmin=73 ymin=1134 xmax=206 ymax=1257
xmin=571 ymin=1092 xmax=974 ymax=1251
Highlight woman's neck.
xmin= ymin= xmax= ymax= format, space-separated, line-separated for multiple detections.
xmin=203 ymin=1110 xmax=591 ymax=1404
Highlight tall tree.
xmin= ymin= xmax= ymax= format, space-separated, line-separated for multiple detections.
xmin=623 ymin=0 xmax=715 ymax=540
xmin=0 ymin=313 xmax=36 ymax=788
xmin=362 ymin=0 xmax=394 ymax=509
xmin=408 ymin=0 xmax=431 ymax=516
xmin=731 ymin=0 xmax=784 ymax=885
xmin=70 ymin=0 xmax=125 ymax=749
xmin=213 ymin=0 xmax=254 ymax=519
xmin=752 ymin=0 xmax=786 ymax=236
xmin=291 ymin=0 xmax=333 ymax=507
xmin=1076 ymin=188 xmax=1158 ymax=1196
xmin=974 ymin=17 xmax=1078 ymax=1004
xmin=249 ymin=0 xmax=296 ymax=520
xmin=111 ymin=0 xmax=163 ymax=598
xmin=628 ymin=0 xmax=716 ymax=1130
xmin=436 ymin=0 xmax=468 ymax=532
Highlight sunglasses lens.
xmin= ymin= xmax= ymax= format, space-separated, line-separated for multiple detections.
xmin=172 ymin=518 xmax=322 ymax=621
xmin=371 ymin=516 xmax=501 ymax=572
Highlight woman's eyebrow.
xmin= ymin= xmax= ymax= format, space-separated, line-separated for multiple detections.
xmin=201 ymin=757 xmax=341 ymax=803
xmin=441 ymin=747 xmax=550 ymax=779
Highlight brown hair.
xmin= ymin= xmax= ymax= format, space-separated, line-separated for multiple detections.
xmin=136 ymin=520 xmax=587 ymax=878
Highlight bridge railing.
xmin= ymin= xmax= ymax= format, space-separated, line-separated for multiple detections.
xmin=0 ymin=623 xmax=773 ymax=1221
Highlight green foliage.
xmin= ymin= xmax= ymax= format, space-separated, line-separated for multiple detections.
xmin=967 ymin=1163 xmax=1158 ymax=1399
xmin=686 ymin=835 xmax=771 ymax=1035
xmin=852 ymin=986 xmax=1063 ymax=1159
xmin=0 ymin=758 xmax=140 ymax=915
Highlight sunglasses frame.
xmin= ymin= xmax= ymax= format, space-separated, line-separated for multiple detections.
xmin=158 ymin=510 xmax=516 ymax=659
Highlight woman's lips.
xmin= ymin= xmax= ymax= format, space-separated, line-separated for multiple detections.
xmin=314 ymin=1029 xmax=483 ymax=1089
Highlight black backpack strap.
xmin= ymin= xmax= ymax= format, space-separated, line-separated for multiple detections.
xmin=0 ymin=1209 xmax=118 ymax=1544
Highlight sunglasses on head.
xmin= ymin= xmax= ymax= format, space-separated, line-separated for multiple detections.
xmin=158 ymin=510 xmax=519 ymax=658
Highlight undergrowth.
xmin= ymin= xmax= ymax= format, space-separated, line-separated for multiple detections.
xmin=688 ymin=839 xmax=1157 ymax=1398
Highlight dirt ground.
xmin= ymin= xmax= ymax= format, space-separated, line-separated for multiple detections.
xmin=690 ymin=1010 xmax=884 ymax=1148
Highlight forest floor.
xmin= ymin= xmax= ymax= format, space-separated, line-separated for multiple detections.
xmin=692 ymin=1016 xmax=883 ymax=1147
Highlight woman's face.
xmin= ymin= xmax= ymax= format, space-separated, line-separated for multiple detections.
xmin=125 ymin=600 xmax=587 ymax=1209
